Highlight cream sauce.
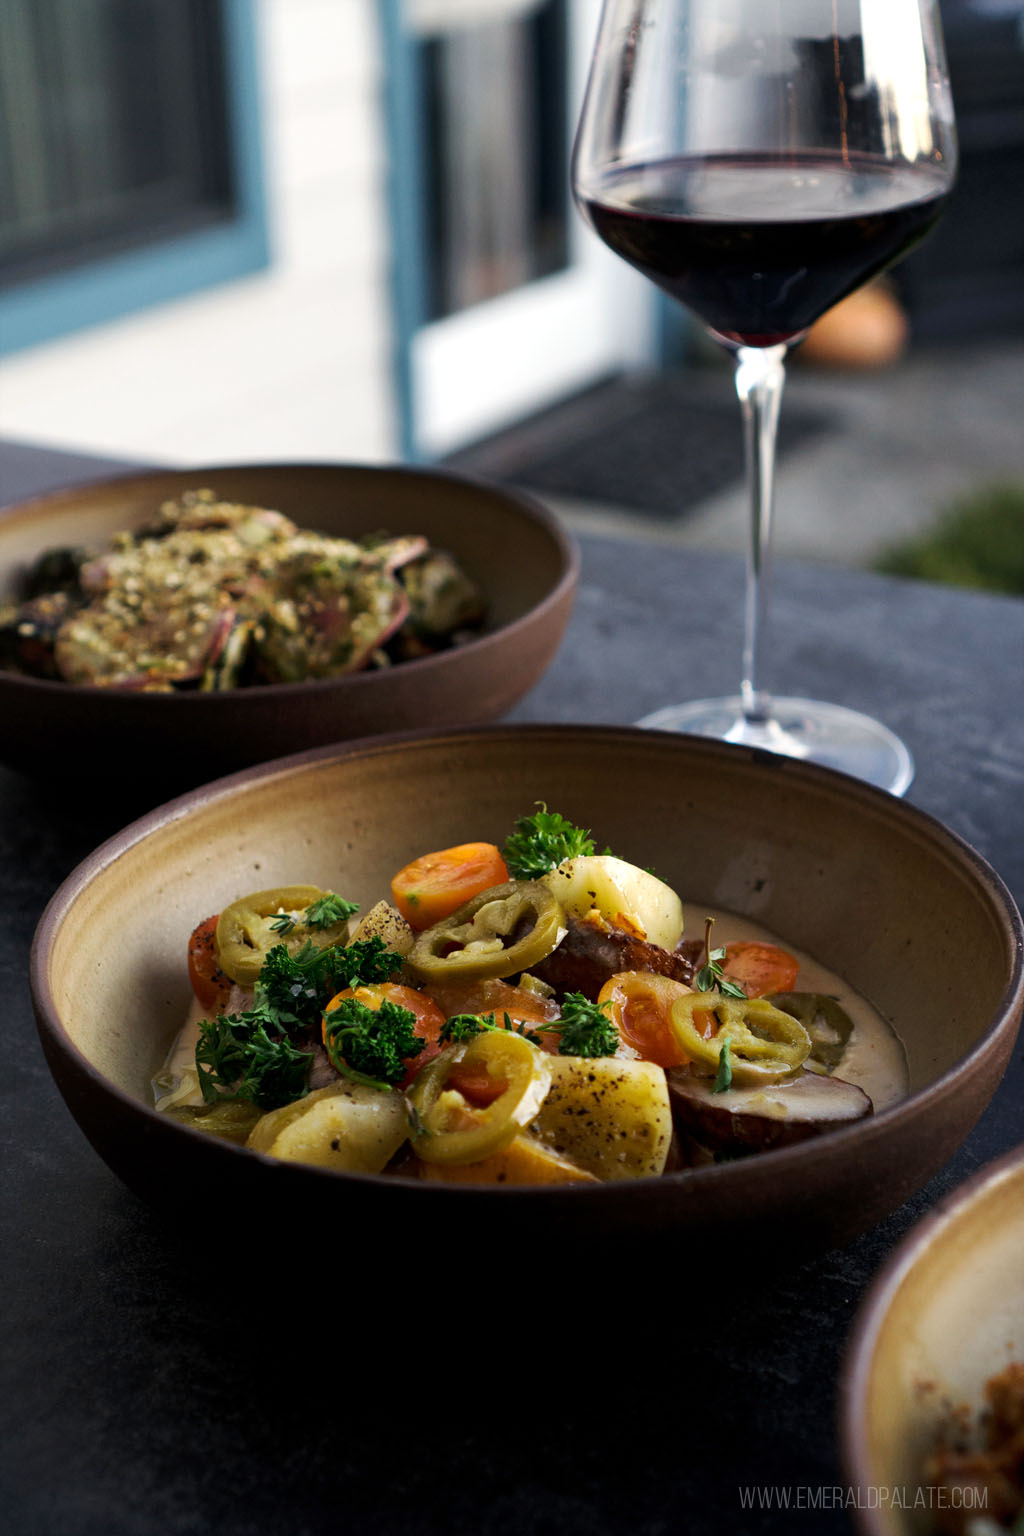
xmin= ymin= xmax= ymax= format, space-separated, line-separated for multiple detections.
xmin=684 ymin=903 xmax=909 ymax=1112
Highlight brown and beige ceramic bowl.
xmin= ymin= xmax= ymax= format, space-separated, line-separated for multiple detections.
xmin=840 ymin=1145 xmax=1024 ymax=1536
xmin=30 ymin=725 xmax=1024 ymax=1273
xmin=0 ymin=464 xmax=576 ymax=788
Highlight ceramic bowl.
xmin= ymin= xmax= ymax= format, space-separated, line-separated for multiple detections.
xmin=30 ymin=725 xmax=1023 ymax=1273
xmin=840 ymin=1145 xmax=1024 ymax=1536
xmin=0 ymin=464 xmax=576 ymax=789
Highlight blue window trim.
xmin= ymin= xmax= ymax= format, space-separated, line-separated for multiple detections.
xmin=378 ymin=0 xmax=427 ymax=463
xmin=0 ymin=0 xmax=269 ymax=358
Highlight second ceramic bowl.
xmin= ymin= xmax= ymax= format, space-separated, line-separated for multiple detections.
xmin=0 ymin=463 xmax=577 ymax=789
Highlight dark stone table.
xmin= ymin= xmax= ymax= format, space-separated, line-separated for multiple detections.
xmin=2 ymin=440 xmax=1023 ymax=1536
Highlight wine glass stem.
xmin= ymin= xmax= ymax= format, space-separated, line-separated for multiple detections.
xmin=734 ymin=343 xmax=788 ymax=726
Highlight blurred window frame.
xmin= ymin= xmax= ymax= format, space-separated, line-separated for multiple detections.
xmin=0 ymin=0 xmax=268 ymax=358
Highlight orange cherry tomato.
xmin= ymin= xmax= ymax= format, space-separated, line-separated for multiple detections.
xmin=323 ymin=982 xmax=447 ymax=1087
xmin=721 ymin=942 xmax=800 ymax=998
xmin=597 ymin=971 xmax=714 ymax=1068
xmin=187 ymin=914 xmax=233 ymax=1013
xmin=390 ymin=842 xmax=509 ymax=931
xmin=444 ymin=1060 xmax=510 ymax=1109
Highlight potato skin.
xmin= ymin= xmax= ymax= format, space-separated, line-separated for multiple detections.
xmin=348 ymin=900 xmax=415 ymax=957
xmin=528 ymin=1056 xmax=673 ymax=1181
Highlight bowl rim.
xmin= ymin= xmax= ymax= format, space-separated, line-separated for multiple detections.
xmin=0 ymin=460 xmax=580 ymax=702
xmin=29 ymin=722 xmax=1024 ymax=1203
xmin=837 ymin=1139 xmax=1024 ymax=1534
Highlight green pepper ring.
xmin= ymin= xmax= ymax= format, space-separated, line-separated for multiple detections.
xmin=406 ymin=879 xmax=565 ymax=983
xmin=406 ymin=1031 xmax=552 ymax=1164
xmin=216 ymin=885 xmax=348 ymax=986
xmin=669 ymin=993 xmax=812 ymax=1084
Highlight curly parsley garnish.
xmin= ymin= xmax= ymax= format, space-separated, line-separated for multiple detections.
xmin=694 ymin=917 xmax=747 ymax=999
xmin=544 ymin=992 xmax=620 ymax=1058
xmin=195 ymin=1007 xmax=314 ymax=1111
xmin=502 ymin=802 xmax=599 ymax=880
xmin=322 ymin=995 xmax=425 ymax=1090
xmin=194 ymin=935 xmax=407 ymax=1107
xmin=439 ymin=1010 xmax=545 ymax=1046
xmin=257 ymin=937 xmax=404 ymax=1031
xmin=439 ymin=993 xmax=619 ymax=1058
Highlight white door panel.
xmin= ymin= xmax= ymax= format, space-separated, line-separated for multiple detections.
xmin=408 ymin=0 xmax=656 ymax=457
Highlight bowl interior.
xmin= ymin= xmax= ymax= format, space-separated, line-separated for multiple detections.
xmin=844 ymin=1152 xmax=1024 ymax=1536
xmin=43 ymin=728 xmax=1020 ymax=1116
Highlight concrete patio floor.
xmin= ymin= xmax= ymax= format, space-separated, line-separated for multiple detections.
xmin=470 ymin=335 xmax=1024 ymax=571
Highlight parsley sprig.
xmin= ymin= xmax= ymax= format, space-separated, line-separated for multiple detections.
xmin=439 ymin=1010 xmax=545 ymax=1046
xmin=438 ymin=991 xmax=619 ymax=1058
xmin=196 ymin=1007 xmax=314 ymax=1110
xmin=502 ymin=803 xmax=600 ymax=880
xmin=195 ymin=935 xmax=406 ymax=1107
xmin=544 ymin=992 xmax=620 ymax=1057
xmin=258 ymin=937 xmax=405 ymax=1031
xmin=322 ymin=995 xmax=425 ymax=1091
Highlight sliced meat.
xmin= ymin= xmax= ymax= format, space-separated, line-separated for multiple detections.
xmin=530 ymin=913 xmax=697 ymax=1001
xmin=667 ymin=1066 xmax=873 ymax=1156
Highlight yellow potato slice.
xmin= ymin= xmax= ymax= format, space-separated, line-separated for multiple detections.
xmin=528 ymin=1055 xmax=673 ymax=1181
xmin=541 ymin=855 xmax=683 ymax=949
xmin=417 ymin=1133 xmax=598 ymax=1185
xmin=247 ymin=1080 xmax=407 ymax=1172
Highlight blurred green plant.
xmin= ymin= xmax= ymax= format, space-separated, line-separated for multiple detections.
xmin=874 ymin=481 xmax=1024 ymax=596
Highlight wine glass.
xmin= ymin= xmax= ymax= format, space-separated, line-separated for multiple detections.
xmin=571 ymin=0 xmax=957 ymax=794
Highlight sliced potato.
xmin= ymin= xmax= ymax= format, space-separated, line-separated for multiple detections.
xmin=247 ymin=1080 xmax=408 ymax=1172
xmin=417 ymin=1134 xmax=599 ymax=1185
xmin=541 ymin=855 xmax=683 ymax=950
xmin=528 ymin=1055 xmax=673 ymax=1181
xmin=348 ymin=899 xmax=415 ymax=957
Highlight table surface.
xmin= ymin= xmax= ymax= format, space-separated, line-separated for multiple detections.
xmin=2 ymin=440 xmax=1023 ymax=1536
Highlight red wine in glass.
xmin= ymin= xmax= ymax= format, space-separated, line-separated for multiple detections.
xmin=578 ymin=151 xmax=951 ymax=348
xmin=571 ymin=0 xmax=958 ymax=794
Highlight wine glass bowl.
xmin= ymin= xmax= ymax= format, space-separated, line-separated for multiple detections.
xmin=571 ymin=0 xmax=957 ymax=793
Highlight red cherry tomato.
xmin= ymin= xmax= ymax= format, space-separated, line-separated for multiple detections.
xmin=187 ymin=914 xmax=232 ymax=1013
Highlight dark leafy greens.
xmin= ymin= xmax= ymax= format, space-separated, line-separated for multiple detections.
xmin=196 ymin=935 xmax=406 ymax=1108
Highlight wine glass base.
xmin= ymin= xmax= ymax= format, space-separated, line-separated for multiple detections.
xmin=636 ymin=695 xmax=914 ymax=796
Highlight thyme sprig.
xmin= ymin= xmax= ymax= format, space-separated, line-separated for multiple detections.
xmin=694 ymin=917 xmax=747 ymax=999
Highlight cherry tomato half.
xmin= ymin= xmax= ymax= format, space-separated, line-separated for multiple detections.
xmin=596 ymin=970 xmax=712 ymax=1068
xmin=187 ymin=914 xmax=233 ymax=1013
xmin=721 ymin=942 xmax=800 ymax=998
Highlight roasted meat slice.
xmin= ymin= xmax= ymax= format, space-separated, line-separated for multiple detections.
xmin=667 ymin=1066 xmax=872 ymax=1157
xmin=530 ymin=912 xmax=697 ymax=1001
